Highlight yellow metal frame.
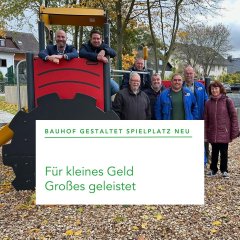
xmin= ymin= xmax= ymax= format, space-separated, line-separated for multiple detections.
xmin=40 ymin=6 xmax=106 ymax=28
xmin=0 ymin=124 xmax=14 ymax=146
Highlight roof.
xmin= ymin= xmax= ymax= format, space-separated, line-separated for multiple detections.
xmin=0 ymin=31 xmax=39 ymax=54
xmin=40 ymin=6 xmax=106 ymax=27
xmin=227 ymin=58 xmax=240 ymax=73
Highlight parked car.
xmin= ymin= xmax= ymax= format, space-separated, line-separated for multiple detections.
xmin=223 ymin=83 xmax=232 ymax=93
xmin=230 ymin=83 xmax=240 ymax=92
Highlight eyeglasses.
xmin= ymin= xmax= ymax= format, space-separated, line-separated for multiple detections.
xmin=130 ymin=80 xmax=140 ymax=83
xmin=173 ymin=79 xmax=182 ymax=82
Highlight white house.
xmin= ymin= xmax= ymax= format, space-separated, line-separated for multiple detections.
xmin=0 ymin=52 xmax=15 ymax=76
xmin=0 ymin=31 xmax=38 ymax=77
xmin=171 ymin=43 xmax=229 ymax=78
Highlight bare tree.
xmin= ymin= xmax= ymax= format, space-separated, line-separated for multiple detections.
xmin=176 ymin=23 xmax=231 ymax=76
xmin=142 ymin=0 xmax=220 ymax=78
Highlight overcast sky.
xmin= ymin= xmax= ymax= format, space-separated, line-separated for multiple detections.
xmin=203 ymin=0 xmax=240 ymax=57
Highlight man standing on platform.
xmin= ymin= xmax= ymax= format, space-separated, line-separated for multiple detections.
xmin=38 ymin=30 xmax=78 ymax=64
xmin=121 ymin=58 xmax=151 ymax=90
xmin=79 ymin=29 xmax=119 ymax=95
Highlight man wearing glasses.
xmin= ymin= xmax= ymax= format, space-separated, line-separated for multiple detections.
xmin=113 ymin=72 xmax=151 ymax=120
xmin=155 ymin=74 xmax=198 ymax=120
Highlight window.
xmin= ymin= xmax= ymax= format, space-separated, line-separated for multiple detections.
xmin=0 ymin=39 xmax=6 ymax=47
xmin=0 ymin=59 xmax=7 ymax=67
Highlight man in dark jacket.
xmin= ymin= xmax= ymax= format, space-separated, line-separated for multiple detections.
xmin=113 ymin=72 xmax=151 ymax=120
xmin=121 ymin=58 xmax=151 ymax=90
xmin=38 ymin=30 xmax=78 ymax=64
xmin=79 ymin=30 xmax=119 ymax=95
xmin=144 ymin=73 xmax=165 ymax=120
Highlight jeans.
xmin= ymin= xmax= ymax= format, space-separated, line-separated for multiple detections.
xmin=110 ymin=79 xmax=119 ymax=96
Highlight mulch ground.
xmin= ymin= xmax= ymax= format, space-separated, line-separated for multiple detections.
xmin=0 ymin=138 xmax=239 ymax=240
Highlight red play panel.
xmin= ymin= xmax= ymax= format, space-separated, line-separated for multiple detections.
xmin=34 ymin=58 xmax=104 ymax=110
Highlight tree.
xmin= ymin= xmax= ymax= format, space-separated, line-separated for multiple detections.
xmin=1 ymin=0 xmax=221 ymax=75
xmin=143 ymin=0 xmax=221 ymax=78
xmin=176 ymin=23 xmax=231 ymax=77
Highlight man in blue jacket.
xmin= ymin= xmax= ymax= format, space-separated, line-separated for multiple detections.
xmin=183 ymin=66 xmax=209 ymax=165
xmin=183 ymin=66 xmax=208 ymax=120
xmin=38 ymin=30 xmax=78 ymax=64
xmin=155 ymin=74 xmax=198 ymax=120
xmin=79 ymin=30 xmax=119 ymax=95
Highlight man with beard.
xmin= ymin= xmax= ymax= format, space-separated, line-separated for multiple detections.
xmin=113 ymin=72 xmax=151 ymax=120
xmin=155 ymin=74 xmax=198 ymax=120
xmin=144 ymin=73 xmax=165 ymax=119
xmin=38 ymin=30 xmax=78 ymax=64
xmin=79 ymin=29 xmax=119 ymax=95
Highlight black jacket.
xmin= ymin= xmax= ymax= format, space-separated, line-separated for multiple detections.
xmin=121 ymin=66 xmax=151 ymax=90
xmin=144 ymin=85 xmax=166 ymax=120
xmin=79 ymin=41 xmax=116 ymax=61
xmin=113 ymin=88 xmax=151 ymax=120
xmin=38 ymin=44 xmax=78 ymax=60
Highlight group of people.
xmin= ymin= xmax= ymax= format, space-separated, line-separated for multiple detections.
xmin=114 ymin=66 xmax=239 ymax=179
xmin=113 ymin=66 xmax=205 ymax=121
xmin=39 ymin=29 xmax=240 ymax=179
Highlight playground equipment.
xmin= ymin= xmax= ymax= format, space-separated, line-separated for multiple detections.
xmin=0 ymin=6 xmax=119 ymax=190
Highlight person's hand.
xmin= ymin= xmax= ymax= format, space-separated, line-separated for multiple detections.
xmin=54 ymin=55 xmax=64 ymax=59
xmin=52 ymin=58 xmax=60 ymax=64
xmin=98 ymin=50 xmax=105 ymax=56
xmin=47 ymin=55 xmax=62 ymax=64
xmin=48 ymin=55 xmax=62 ymax=59
xmin=97 ymin=55 xmax=108 ymax=63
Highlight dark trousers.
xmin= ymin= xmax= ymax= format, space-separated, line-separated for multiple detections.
xmin=210 ymin=143 xmax=229 ymax=173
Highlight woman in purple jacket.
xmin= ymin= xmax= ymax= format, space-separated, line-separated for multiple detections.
xmin=205 ymin=81 xmax=239 ymax=178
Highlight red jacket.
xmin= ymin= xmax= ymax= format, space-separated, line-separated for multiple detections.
xmin=204 ymin=95 xmax=239 ymax=143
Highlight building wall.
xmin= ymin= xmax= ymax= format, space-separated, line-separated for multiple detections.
xmin=0 ymin=52 xmax=15 ymax=76
xmin=5 ymin=85 xmax=28 ymax=107
xmin=170 ymin=58 xmax=227 ymax=79
xmin=208 ymin=65 xmax=227 ymax=78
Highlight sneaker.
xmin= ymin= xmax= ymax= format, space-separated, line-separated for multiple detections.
xmin=222 ymin=172 xmax=229 ymax=179
xmin=206 ymin=170 xmax=217 ymax=177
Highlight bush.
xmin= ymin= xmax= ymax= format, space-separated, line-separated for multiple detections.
xmin=219 ymin=73 xmax=240 ymax=84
